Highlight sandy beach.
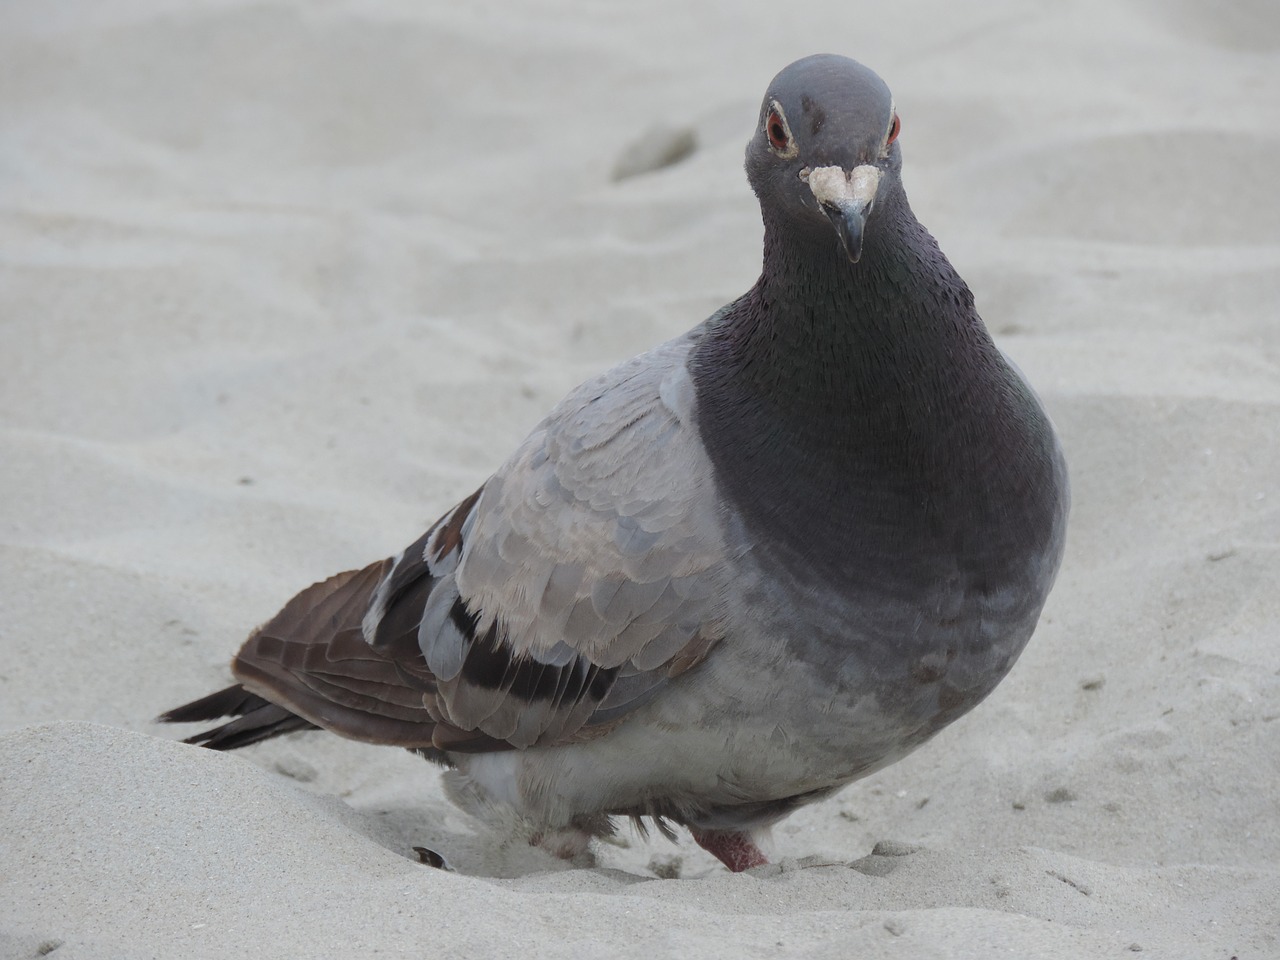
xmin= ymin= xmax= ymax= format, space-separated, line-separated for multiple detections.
xmin=2 ymin=1 xmax=1278 ymax=957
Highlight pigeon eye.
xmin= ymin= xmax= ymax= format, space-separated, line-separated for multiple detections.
xmin=887 ymin=113 xmax=901 ymax=145
xmin=767 ymin=111 xmax=790 ymax=151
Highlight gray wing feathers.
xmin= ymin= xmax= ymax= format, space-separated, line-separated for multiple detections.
xmin=418 ymin=334 xmax=733 ymax=744
xmin=420 ymin=577 xmax=467 ymax=682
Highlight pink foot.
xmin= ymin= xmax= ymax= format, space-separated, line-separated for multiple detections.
xmin=690 ymin=829 xmax=769 ymax=872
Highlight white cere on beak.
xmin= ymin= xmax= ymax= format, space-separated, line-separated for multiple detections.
xmin=806 ymin=164 xmax=882 ymax=209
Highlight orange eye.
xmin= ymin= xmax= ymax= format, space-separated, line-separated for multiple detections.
xmin=887 ymin=113 xmax=901 ymax=145
xmin=767 ymin=111 xmax=789 ymax=151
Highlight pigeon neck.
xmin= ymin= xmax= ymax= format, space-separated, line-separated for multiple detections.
xmin=701 ymin=192 xmax=1000 ymax=436
xmin=691 ymin=193 xmax=1025 ymax=575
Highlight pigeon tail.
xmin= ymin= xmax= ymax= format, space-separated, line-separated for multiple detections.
xmin=158 ymin=687 xmax=319 ymax=750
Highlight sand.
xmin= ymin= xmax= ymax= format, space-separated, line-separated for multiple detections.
xmin=2 ymin=1 xmax=1278 ymax=957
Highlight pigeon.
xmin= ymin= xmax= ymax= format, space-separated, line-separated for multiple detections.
xmin=160 ymin=53 xmax=1069 ymax=873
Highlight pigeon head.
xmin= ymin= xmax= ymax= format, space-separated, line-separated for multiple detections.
xmin=745 ymin=54 xmax=901 ymax=263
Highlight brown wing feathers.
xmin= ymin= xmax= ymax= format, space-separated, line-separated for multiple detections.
xmin=230 ymin=560 xmax=444 ymax=748
xmin=159 ymin=559 xmax=444 ymax=751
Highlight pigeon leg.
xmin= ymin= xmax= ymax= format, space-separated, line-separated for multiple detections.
xmin=690 ymin=829 xmax=769 ymax=872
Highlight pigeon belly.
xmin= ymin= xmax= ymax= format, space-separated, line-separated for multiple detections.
xmin=443 ymin=514 xmax=1064 ymax=835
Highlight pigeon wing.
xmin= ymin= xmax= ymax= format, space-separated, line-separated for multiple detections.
xmin=229 ymin=331 xmax=734 ymax=753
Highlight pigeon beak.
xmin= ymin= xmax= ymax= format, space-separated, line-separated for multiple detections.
xmin=806 ymin=164 xmax=882 ymax=263
xmin=823 ymin=198 xmax=870 ymax=263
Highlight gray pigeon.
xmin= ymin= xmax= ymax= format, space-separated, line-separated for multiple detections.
xmin=161 ymin=54 xmax=1069 ymax=872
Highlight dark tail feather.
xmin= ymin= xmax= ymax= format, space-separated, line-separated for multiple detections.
xmin=158 ymin=683 xmax=318 ymax=750
xmin=159 ymin=684 xmax=270 ymax=724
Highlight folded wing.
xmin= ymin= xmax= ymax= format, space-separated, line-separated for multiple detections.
xmin=219 ymin=332 xmax=733 ymax=755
